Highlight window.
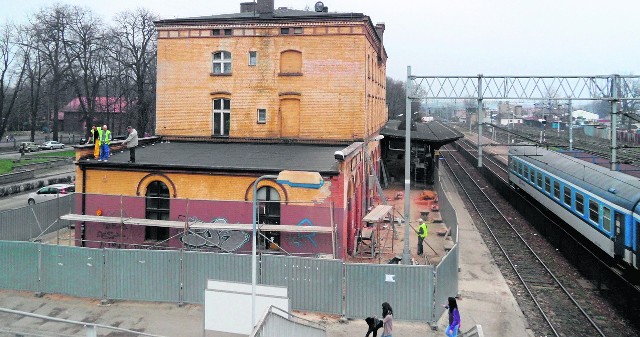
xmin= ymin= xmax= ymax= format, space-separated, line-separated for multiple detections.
xmin=589 ymin=200 xmax=599 ymax=223
xmin=530 ymin=169 xmax=535 ymax=183
xmin=280 ymin=50 xmax=302 ymax=74
xmin=517 ymin=162 xmax=523 ymax=175
xmin=603 ymin=207 xmax=612 ymax=232
xmin=544 ymin=176 xmax=551 ymax=193
xmin=536 ymin=172 xmax=542 ymax=188
xmin=213 ymin=98 xmax=230 ymax=136
xmin=257 ymin=109 xmax=267 ymax=124
xmin=293 ymin=27 xmax=303 ymax=34
xmin=249 ymin=51 xmax=257 ymax=66
xmin=257 ymin=186 xmax=281 ymax=247
xmin=212 ymin=51 xmax=232 ymax=74
xmin=280 ymin=28 xmax=290 ymax=34
xmin=553 ymin=181 xmax=560 ymax=199
xmin=145 ymin=181 xmax=170 ymax=242
xmin=524 ymin=166 xmax=529 ymax=180
xmin=212 ymin=29 xmax=233 ymax=36
xmin=563 ymin=187 xmax=571 ymax=205
xmin=509 ymin=160 xmax=515 ymax=172
xmin=575 ymin=192 xmax=584 ymax=215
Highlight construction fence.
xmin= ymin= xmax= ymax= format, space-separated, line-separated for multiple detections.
xmin=0 ymin=240 xmax=459 ymax=325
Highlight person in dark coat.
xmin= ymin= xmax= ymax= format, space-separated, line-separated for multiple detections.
xmin=444 ymin=297 xmax=461 ymax=337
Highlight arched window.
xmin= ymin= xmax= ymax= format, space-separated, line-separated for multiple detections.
xmin=257 ymin=186 xmax=281 ymax=248
xmin=213 ymin=98 xmax=230 ymax=136
xmin=145 ymin=181 xmax=170 ymax=241
xmin=279 ymin=50 xmax=302 ymax=74
xmin=212 ymin=51 xmax=232 ymax=74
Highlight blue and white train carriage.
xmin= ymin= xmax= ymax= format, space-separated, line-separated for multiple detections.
xmin=508 ymin=144 xmax=639 ymax=269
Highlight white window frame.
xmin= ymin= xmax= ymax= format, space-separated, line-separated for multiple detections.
xmin=257 ymin=108 xmax=267 ymax=124
xmin=212 ymin=51 xmax=232 ymax=74
xmin=213 ymin=98 xmax=230 ymax=136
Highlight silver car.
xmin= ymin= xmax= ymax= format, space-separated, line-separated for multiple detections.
xmin=27 ymin=184 xmax=75 ymax=205
xmin=39 ymin=141 xmax=65 ymax=150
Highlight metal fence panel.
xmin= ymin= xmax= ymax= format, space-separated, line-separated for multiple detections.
xmin=0 ymin=195 xmax=74 ymax=241
xmin=262 ymin=255 xmax=342 ymax=315
xmin=182 ymin=251 xmax=252 ymax=304
xmin=433 ymin=243 xmax=459 ymax=323
xmin=345 ymin=263 xmax=434 ymax=321
xmin=40 ymin=244 xmax=104 ymax=298
xmin=105 ymin=249 xmax=180 ymax=302
xmin=0 ymin=241 xmax=39 ymax=291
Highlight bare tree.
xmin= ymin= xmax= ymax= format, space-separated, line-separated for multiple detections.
xmin=386 ymin=77 xmax=405 ymax=119
xmin=109 ymin=8 xmax=158 ymax=136
xmin=62 ymin=6 xmax=108 ymax=139
xmin=0 ymin=23 xmax=27 ymax=141
xmin=30 ymin=4 xmax=74 ymax=141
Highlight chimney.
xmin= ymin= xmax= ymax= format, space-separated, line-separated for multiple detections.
xmin=240 ymin=2 xmax=256 ymax=13
xmin=256 ymin=0 xmax=274 ymax=18
xmin=375 ymin=22 xmax=385 ymax=61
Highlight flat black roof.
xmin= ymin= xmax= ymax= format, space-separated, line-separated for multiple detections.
xmin=79 ymin=142 xmax=344 ymax=175
xmin=381 ymin=120 xmax=464 ymax=146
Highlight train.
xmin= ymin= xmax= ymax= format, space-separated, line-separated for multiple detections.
xmin=507 ymin=144 xmax=639 ymax=270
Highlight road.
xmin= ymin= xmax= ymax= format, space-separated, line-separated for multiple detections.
xmin=0 ymin=192 xmax=31 ymax=211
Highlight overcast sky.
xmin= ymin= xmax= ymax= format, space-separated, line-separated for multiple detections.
xmin=3 ymin=0 xmax=640 ymax=80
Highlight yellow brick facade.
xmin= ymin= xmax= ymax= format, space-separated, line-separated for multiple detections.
xmin=156 ymin=21 xmax=387 ymax=141
xmin=76 ymin=167 xmax=331 ymax=204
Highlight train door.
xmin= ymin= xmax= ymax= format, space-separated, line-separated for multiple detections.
xmin=613 ymin=212 xmax=625 ymax=259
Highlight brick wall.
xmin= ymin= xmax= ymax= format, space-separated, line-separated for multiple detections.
xmin=156 ymin=22 xmax=387 ymax=141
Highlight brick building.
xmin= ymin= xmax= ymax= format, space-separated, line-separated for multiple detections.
xmin=70 ymin=0 xmax=387 ymax=259
xmin=57 ymin=97 xmax=129 ymax=133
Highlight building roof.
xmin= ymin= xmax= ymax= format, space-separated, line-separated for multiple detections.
xmin=380 ymin=120 xmax=464 ymax=146
xmin=155 ymin=8 xmax=367 ymax=25
xmin=80 ymin=141 xmax=344 ymax=175
xmin=61 ymin=97 xmax=128 ymax=113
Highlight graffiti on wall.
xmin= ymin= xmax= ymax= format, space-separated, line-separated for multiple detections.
xmin=180 ymin=217 xmax=250 ymax=252
xmin=286 ymin=218 xmax=318 ymax=248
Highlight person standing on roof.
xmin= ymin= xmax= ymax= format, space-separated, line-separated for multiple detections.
xmin=89 ymin=125 xmax=100 ymax=160
xmin=122 ymin=126 xmax=138 ymax=163
xmin=98 ymin=124 xmax=111 ymax=161
xmin=417 ymin=218 xmax=428 ymax=256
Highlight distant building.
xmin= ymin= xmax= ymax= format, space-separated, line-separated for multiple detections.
xmin=57 ymin=97 xmax=128 ymax=133
xmin=71 ymin=0 xmax=387 ymax=259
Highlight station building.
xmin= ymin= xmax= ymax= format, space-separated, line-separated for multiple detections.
xmin=69 ymin=0 xmax=387 ymax=259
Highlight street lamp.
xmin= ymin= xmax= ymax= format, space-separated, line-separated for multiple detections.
xmin=251 ymin=170 xmax=324 ymax=328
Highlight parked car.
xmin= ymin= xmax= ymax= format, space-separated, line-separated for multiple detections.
xmin=39 ymin=141 xmax=65 ymax=150
xmin=19 ymin=142 xmax=41 ymax=152
xmin=27 ymin=184 xmax=75 ymax=205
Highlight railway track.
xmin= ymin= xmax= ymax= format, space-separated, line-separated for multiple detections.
xmin=442 ymin=144 xmax=606 ymax=337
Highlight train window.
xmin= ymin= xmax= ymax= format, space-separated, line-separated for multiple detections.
xmin=563 ymin=186 xmax=571 ymax=205
xmin=524 ymin=166 xmax=529 ymax=180
xmin=603 ymin=207 xmax=612 ymax=232
xmin=544 ymin=177 xmax=551 ymax=194
xmin=518 ymin=162 xmax=523 ymax=175
xmin=530 ymin=168 xmax=535 ymax=183
xmin=575 ymin=193 xmax=584 ymax=215
xmin=536 ymin=173 xmax=542 ymax=189
xmin=510 ymin=160 xmax=515 ymax=171
xmin=589 ymin=200 xmax=599 ymax=223
xmin=553 ymin=181 xmax=560 ymax=199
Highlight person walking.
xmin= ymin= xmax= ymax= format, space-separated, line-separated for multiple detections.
xmin=417 ymin=218 xmax=428 ymax=256
xmin=444 ymin=297 xmax=461 ymax=337
xmin=381 ymin=302 xmax=393 ymax=337
xmin=98 ymin=124 xmax=111 ymax=161
xmin=89 ymin=125 xmax=101 ymax=160
xmin=122 ymin=126 xmax=138 ymax=163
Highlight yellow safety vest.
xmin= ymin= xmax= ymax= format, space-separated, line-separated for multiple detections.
xmin=418 ymin=222 xmax=428 ymax=239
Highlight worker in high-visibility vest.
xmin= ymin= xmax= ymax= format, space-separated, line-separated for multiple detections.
xmin=98 ymin=124 xmax=111 ymax=161
xmin=417 ymin=218 xmax=428 ymax=256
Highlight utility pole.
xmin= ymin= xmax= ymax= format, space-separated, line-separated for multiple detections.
xmin=402 ymin=66 xmax=412 ymax=265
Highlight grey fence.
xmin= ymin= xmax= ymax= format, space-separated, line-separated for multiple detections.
xmin=0 ymin=195 xmax=74 ymax=241
xmin=0 ymin=240 xmax=457 ymax=325
xmin=345 ymin=263 xmax=434 ymax=321
xmin=433 ymin=243 xmax=460 ymax=322
xmin=262 ymin=255 xmax=342 ymax=315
